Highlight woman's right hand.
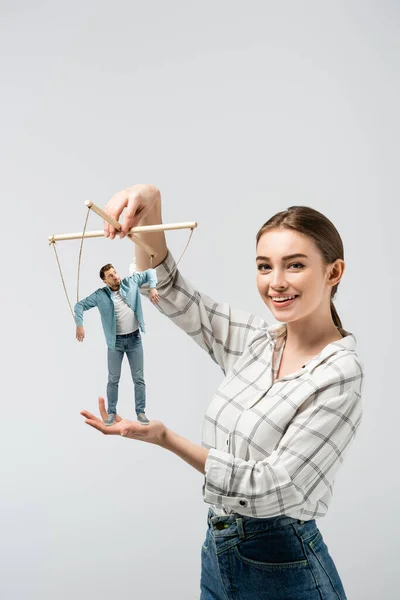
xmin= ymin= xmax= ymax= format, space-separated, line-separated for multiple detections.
xmin=103 ymin=184 xmax=161 ymax=239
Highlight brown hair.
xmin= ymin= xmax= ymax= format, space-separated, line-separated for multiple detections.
xmin=99 ymin=263 xmax=114 ymax=281
xmin=256 ymin=206 xmax=343 ymax=329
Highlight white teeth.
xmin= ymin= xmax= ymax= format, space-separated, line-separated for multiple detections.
xmin=272 ymin=295 xmax=296 ymax=302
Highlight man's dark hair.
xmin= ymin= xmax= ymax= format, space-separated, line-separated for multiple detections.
xmin=100 ymin=263 xmax=114 ymax=281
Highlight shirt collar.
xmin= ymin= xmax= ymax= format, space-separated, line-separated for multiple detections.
xmin=267 ymin=323 xmax=287 ymax=340
xmin=267 ymin=322 xmax=357 ymax=358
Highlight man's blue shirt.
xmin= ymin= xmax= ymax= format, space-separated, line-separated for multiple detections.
xmin=74 ymin=269 xmax=157 ymax=349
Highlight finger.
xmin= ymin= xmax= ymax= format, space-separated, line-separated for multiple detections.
xmin=84 ymin=418 xmax=112 ymax=434
xmin=103 ymin=198 xmax=113 ymax=237
xmin=80 ymin=410 xmax=102 ymax=423
xmin=105 ymin=198 xmax=118 ymax=240
xmin=104 ymin=195 xmax=121 ymax=238
xmin=98 ymin=397 xmax=108 ymax=421
xmin=110 ymin=191 xmax=129 ymax=239
xmin=121 ymin=195 xmax=141 ymax=237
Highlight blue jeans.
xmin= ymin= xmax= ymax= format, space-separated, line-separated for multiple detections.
xmin=107 ymin=330 xmax=146 ymax=416
xmin=200 ymin=508 xmax=347 ymax=600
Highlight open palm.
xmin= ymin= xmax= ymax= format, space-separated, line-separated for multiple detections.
xmin=80 ymin=397 xmax=166 ymax=445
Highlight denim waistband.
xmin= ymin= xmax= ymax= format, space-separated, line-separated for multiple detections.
xmin=207 ymin=507 xmax=307 ymax=538
xmin=116 ymin=329 xmax=139 ymax=338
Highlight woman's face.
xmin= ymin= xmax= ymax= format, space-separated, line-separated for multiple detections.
xmin=256 ymin=228 xmax=342 ymax=323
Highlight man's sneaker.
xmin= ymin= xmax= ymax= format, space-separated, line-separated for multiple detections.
xmin=137 ymin=412 xmax=150 ymax=426
xmin=104 ymin=413 xmax=117 ymax=426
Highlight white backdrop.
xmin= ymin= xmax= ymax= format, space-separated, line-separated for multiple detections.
xmin=1 ymin=1 xmax=398 ymax=598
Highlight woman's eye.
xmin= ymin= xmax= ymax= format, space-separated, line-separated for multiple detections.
xmin=257 ymin=263 xmax=304 ymax=271
xmin=257 ymin=264 xmax=270 ymax=271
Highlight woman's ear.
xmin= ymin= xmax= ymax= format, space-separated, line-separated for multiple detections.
xmin=328 ymin=259 xmax=345 ymax=287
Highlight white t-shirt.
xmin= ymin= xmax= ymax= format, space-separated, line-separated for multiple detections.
xmin=111 ymin=290 xmax=139 ymax=334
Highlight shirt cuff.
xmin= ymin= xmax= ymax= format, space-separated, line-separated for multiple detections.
xmin=153 ymin=249 xmax=176 ymax=292
xmin=203 ymin=448 xmax=251 ymax=513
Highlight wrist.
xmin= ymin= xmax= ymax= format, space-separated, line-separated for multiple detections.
xmin=159 ymin=426 xmax=172 ymax=449
xmin=139 ymin=188 xmax=161 ymax=225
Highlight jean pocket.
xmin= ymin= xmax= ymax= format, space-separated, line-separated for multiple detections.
xmin=234 ymin=527 xmax=308 ymax=570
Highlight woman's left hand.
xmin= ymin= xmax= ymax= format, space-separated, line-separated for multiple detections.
xmin=80 ymin=397 xmax=167 ymax=446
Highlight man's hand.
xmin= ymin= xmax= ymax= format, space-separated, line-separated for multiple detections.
xmin=76 ymin=326 xmax=85 ymax=342
xmin=80 ymin=397 xmax=167 ymax=446
xmin=149 ymin=288 xmax=160 ymax=305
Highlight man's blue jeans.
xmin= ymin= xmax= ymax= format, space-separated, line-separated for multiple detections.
xmin=107 ymin=330 xmax=146 ymax=416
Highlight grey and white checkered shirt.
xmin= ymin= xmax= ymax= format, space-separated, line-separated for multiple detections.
xmin=141 ymin=250 xmax=364 ymax=521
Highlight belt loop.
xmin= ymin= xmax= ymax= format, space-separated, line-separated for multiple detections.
xmin=236 ymin=518 xmax=245 ymax=539
xmin=207 ymin=509 xmax=213 ymax=528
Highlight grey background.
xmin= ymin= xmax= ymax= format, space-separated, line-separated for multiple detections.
xmin=1 ymin=1 xmax=398 ymax=598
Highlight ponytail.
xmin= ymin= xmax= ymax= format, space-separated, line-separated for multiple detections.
xmin=330 ymin=300 xmax=342 ymax=329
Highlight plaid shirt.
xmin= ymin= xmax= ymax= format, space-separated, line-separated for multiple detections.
xmin=141 ymin=250 xmax=364 ymax=521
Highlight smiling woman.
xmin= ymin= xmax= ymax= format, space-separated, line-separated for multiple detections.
xmin=256 ymin=206 xmax=345 ymax=334
xmin=254 ymin=207 xmax=348 ymax=382
xmin=81 ymin=185 xmax=363 ymax=600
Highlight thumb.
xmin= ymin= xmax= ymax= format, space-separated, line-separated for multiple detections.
xmin=98 ymin=396 xmax=108 ymax=421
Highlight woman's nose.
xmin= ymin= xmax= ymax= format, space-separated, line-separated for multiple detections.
xmin=271 ymin=270 xmax=287 ymax=287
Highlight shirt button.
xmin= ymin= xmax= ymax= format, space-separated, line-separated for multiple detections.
xmin=239 ymin=500 xmax=247 ymax=507
xmin=226 ymin=439 xmax=229 ymax=445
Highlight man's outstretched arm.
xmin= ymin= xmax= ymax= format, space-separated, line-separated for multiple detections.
xmin=130 ymin=269 xmax=160 ymax=305
xmin=74 ymin=292 xmax=99 ymax=342
xmin=130 ymin=268 xmax=157 ymax=288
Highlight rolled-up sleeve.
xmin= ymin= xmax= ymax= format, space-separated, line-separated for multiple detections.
xmin=74 ymin=292 xmax=99 ymax=326
xmin=203 ymin=373 xmax=363 ymax=517
xmin=131 ymin=268 xmax=157 ymax=289
xmin=139 ymin=249 xmax=267 ymax=374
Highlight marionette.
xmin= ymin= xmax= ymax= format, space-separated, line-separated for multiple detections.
xmin=49 ymin=200 xmax=197 ymax=426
